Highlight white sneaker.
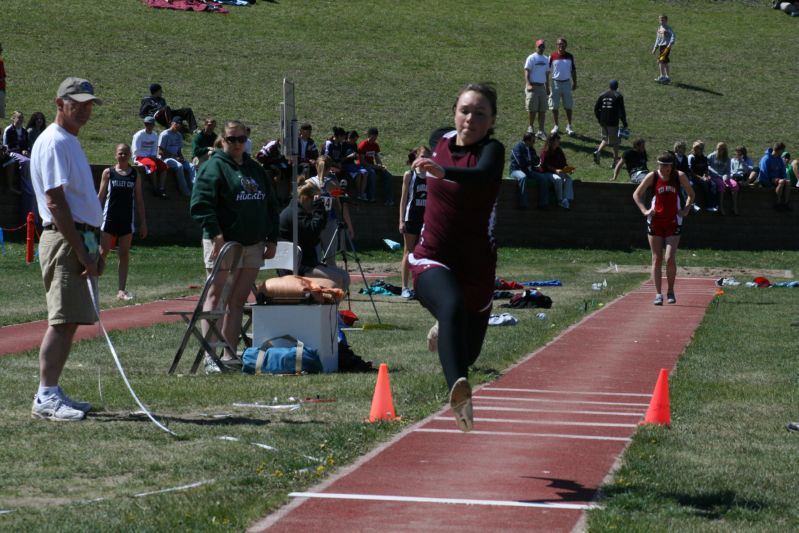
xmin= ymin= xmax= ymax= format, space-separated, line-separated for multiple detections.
xmin=204 ymin=355 xmax=222 ymax=374
xmin=117 ymin=291 xmax=134 ymax=301
xmin=526 ymin=125 xmax=534 ymax=134
xmin=536 ymin=130 xmax=547 ymax=141
xmin=401 ymin=287 xmax=412 ymax=299
xmin=449 ymin=377 xmax=473 ymax=432
xmin=565 ymin=124 xmax=575 ymax=136
xmin=32 ymin=395 xmax=86 ymax=421
xmin=426 ymin=322 xmax=439 ymax=352
xmin=550 ymin=125 xmax=559 ymax=135
xmin=57 ymin=386 xmax=91 ymax=413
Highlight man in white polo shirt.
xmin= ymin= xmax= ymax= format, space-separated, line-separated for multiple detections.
xmin=548 ymin=37 xmax=577 ymax=136
xmin=523 ymin=39 xmax=550 ymax=141
xmin=29 ymin=77 xmax=104 ymax=421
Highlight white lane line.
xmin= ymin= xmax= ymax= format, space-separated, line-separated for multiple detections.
xmin=476 ymin=395 xmax=650 ymax=407
xmin=482 ymin=387 xmax=651 ymax=398
xmin=288 ymin=491 xmax=598 ymax=511
xmin=134 ymin=479 xmax=214 ymax=498
xmin=476 ymin=405 xmax=644 ymax=417
xmin=415 ymin=428 xmax=631 ymax=442
xmin=435 ymin=416 xmax=637 ymax=428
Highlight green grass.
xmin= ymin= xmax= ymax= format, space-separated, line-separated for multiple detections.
xmin=3 ymin=0 xmax=797 ymax=182
xmin=1 ymin=243 xmax=799 ymax=531
xmin=588 ymin=286 xmax=799 ymax=532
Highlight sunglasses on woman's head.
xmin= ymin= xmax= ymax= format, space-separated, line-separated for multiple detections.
xmin=225 ymin=135 xmax=247 ymax=144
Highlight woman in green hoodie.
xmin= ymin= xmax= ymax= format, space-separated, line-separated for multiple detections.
xmin=190 ymin=120 xmax=279 ymax=370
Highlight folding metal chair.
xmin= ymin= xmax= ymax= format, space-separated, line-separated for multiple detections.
xmin=166 ymin=241 xmax=243 ymax=374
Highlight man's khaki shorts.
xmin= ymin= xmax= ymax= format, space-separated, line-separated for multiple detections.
xmin=601 ymin=125 xmax=620 ymax=146
xmin=525 ymin=85 xmax=548 ymax=113
xmin=39 ymin=229 xmax=98 ymax=325
xmin=202 ymin=239 xmax=266 ymax=270
xmin=548 ymin=80 xmax=573 ymax=110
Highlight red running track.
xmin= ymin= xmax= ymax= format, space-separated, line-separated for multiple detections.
xmin=0 ymin=272 xmax=394 ymax=357
xmin=250 ymin=278 xmax=718 ymax=533
xmin=0 ymin=298 xmax=195 ymax=357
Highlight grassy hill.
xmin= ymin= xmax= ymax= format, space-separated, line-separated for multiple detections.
xmin=4 ymin=0 xmax=797 ymax=181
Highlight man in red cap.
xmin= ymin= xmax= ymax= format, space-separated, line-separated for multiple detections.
xmin=523 ymin=38 xmax=550 ymax=141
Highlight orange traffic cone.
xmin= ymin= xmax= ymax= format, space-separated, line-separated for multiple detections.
xmin=368 ymin=363 xmax=399 ymax=422
xmin=640 ymin=368 xmax=671 ymax=426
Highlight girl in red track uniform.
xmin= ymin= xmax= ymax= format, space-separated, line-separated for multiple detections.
xmin=408 ymin=83 xmax=505 ymax=432
xmin=633 ymin=152 xmax=695 ymax=306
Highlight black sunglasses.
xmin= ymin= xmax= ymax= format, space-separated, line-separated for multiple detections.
xmin=225 ymin=135 xmax=247 ymax=144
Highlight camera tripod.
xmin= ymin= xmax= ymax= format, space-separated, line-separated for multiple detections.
xmin=323 ymin=221 xmax=382 ymax=324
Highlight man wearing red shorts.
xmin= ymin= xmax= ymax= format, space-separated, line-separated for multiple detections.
xmin=131 ymin=115 xmax=168 ymax=198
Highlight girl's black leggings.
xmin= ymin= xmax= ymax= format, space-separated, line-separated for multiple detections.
xmin=415 ymin=267 xmax=490 ymax=389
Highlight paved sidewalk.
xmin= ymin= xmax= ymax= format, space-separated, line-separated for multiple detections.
xmin=250 ymin=278 xmax=718 ymax=532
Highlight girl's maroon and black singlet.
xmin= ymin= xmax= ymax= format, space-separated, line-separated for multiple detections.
xmin=409 ymin=131 xmax=504 ymax=312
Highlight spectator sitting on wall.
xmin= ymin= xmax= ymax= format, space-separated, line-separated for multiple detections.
xmin=256 ymin=139 xmax=291 ymax=206
xmin=731 ymin=145 xmax=758 ymax=187
xmin=784 ymin=151 xmax=798 ymax=187
xmin=672 ymin=141 xmax=689 ymax=175
xmin=158 ymin=116 xmax=195 ymax=197
xmin=539 ymin=132 xmax=574 ymax=210
xmin=1 ymin=143 xmax=22 ymax=194
xmin=297 ymin=122 xmax=319 ymax=178
xmin=510 ymin=131 xmax=552 ymax=209
xmin=323 ymin=126 xmax=346 ymax=177
xmin=758 ymin=142 xmax=791 ymax=210
xmin=688 ymin=140 xmax=716 ymax=212
xmin=358 ymin=126 xmax=394 ymax=206
xmin=132 ymin=115 xmax=168 ymax=199
xmin=612 ymin=138 xmax=648 ymax=184
xmin=707 ymin=142 xmax=738 ymax=216
xmin=3 ymin=111 xmax=29 ymax=156
xmin=191 ymin=117 xmax=217 ymax=170
xmin=139 ymin=83 xmax=197 ymax=133
xmin=342 ymin=129 xmax=371 ymax=201
xmin=26 ymin=111 xmax=47 ymax=149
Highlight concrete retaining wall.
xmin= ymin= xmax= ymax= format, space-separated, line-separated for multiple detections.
xmin=2 ymin=167 xmax=797 ymax=250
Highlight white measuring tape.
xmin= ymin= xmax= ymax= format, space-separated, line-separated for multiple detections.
xmin=87 ymin=279 xmax=177 ymax=436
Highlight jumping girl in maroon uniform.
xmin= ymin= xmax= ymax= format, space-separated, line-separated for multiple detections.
xmin=408 ymin=83 xmax=505 ymax=432
xmin=633 ymin=151 xmax=694 ymax=306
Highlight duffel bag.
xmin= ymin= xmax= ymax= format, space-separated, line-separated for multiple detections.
xmin=242 ymin=334 xmax=323 ymax=375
